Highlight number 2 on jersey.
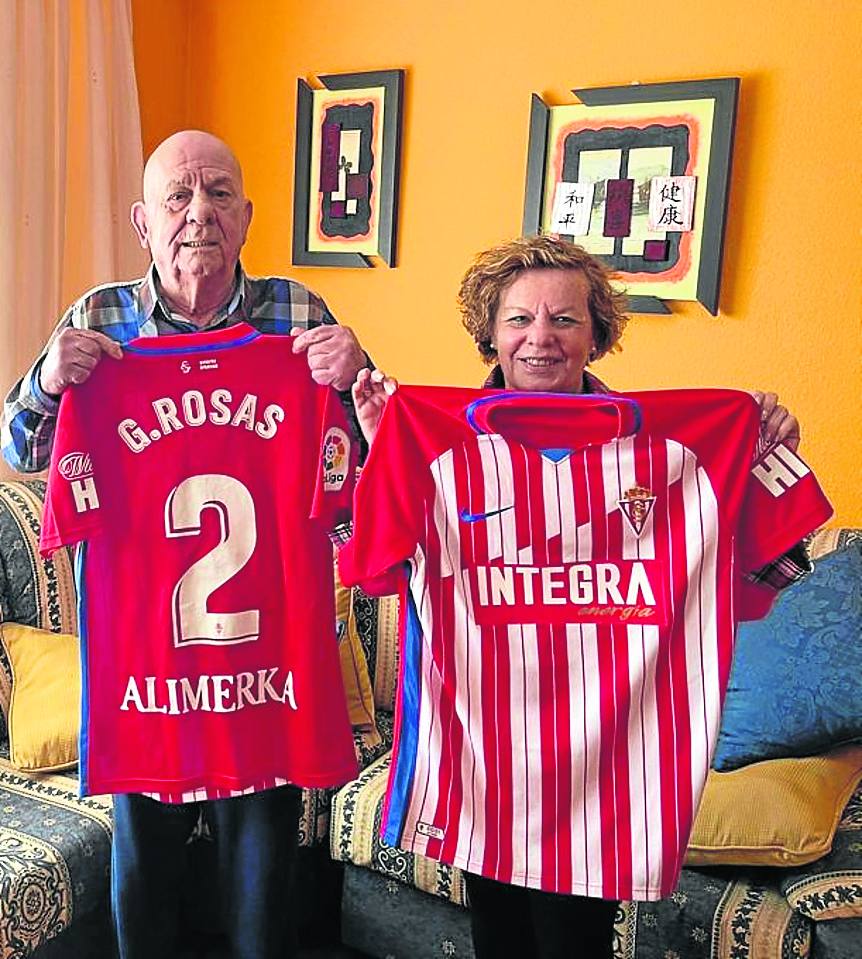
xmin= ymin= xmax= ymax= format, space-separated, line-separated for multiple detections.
xmin=165 ymin=473 xmax=260 ymax=647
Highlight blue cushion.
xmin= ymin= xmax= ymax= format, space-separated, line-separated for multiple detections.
xmin=714 ymin=542 xmax=862 ymax=771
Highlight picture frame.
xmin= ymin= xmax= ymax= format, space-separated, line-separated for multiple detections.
xmin=523 ymin=78 xmax=740 ymax=314
xmin=292 ymin=69 xmax=404 ymax=268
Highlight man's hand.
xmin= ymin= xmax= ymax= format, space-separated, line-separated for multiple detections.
xmin=290 ymin=325 xmax=367 ymax=391
xmin=39 ymin=329 xmax=123 ymax=396
xmin=352 ymin=368 xmax=398 ymax=446
xmin=751 ymin=391 xmax=801 ymax=452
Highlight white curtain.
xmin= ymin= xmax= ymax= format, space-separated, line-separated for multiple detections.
xmin=0 ymin=0 xmax=147 ymax=477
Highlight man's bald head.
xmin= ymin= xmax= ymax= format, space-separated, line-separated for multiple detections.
xmin=131 ymin=130 xmax=253 ymax=314
xmin=142 ymin=130 xmax=245 ymax=205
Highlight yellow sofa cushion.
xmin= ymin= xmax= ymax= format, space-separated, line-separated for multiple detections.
xmin=0 ymin=622 xmax=80 ymax=772
xmin=334 ymin=558 xmax=377 ymax=732
xmin=686 ymin=744 xmax=862 ymax=866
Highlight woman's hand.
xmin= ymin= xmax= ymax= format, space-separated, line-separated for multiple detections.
xmin=751 ymin=391 xmax=801 ymax=451
xmin=352 ymin=368 xmax=398 ymax=446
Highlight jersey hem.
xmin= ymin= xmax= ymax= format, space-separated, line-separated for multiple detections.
xmin=416 ymin=845 xmax=672 ymax=901
xmin=81 ymin=763 xmax=359 ymax=798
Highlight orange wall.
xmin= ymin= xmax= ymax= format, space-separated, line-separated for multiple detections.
xmin=131 ymin=0 xmax=190 ymax=156
xmin=132 ymin=0 xmax=861 ymax=525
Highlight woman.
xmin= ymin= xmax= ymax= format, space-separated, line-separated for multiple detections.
xmin=355 ymin=235 xmax=799 ymax=446
xmin=352 ymin=235 xmax=804 ymax=959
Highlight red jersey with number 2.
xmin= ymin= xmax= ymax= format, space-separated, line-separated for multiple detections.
xmin=41 ymin=323 xmax=358 ymax=799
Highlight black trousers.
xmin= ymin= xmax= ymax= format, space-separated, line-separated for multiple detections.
xmin=464 ymin=872 xmax=618 ymax=959
xmin=111 ymin=786 xmax=302 ymax=959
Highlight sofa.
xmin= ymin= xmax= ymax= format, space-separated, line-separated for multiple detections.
xmin=329 ymin=527 xmax=862 ymax=959
xmin=2 ymin=475 xmax=861 ymax=959
xmin=0 ymin=478 xmax=388 ymax=959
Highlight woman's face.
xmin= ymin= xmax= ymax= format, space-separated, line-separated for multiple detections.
xmin=492 ymin=268 xmax=595 ymax=394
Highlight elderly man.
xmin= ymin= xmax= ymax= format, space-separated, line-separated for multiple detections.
xmin=2 ymin=128 xmax=367 ymax=469
xmin=1 ymin=130 xmax=370 ymax=959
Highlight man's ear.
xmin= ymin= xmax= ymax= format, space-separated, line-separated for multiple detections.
xmin=241 ymin=199 xmax=253 ymax=243
xmin=130 ymin=201 xmax=149 ymax=249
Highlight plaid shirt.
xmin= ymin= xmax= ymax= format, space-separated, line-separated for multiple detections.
xmin=1 ymin=264 xmax=367 ymax=473
xmin=482 ymin=363 xmax=810 ymax=590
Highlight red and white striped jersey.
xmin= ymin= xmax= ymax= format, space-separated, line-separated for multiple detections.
xmin=339 ymin=386 xmax=832 ymax=900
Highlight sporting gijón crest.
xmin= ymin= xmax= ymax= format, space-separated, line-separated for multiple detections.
xmin=617 ymin=485 xmax=656 ymax=537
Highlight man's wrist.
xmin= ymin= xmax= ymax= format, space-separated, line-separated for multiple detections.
xmin=30 ymin=360 xmax=62 ymax=410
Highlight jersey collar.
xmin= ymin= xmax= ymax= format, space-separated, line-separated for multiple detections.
xmin=464 ymin=392 xmax=642 ymax=455
xmin=123 ymin=322 xmax=261 ymax=355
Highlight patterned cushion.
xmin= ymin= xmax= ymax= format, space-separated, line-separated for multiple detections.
xmin=331 ymin=751 xmax=468 ymax=907
xmin=0 ymin=751 xmax=112 ymax=957
xmin=0 ymin=482 xmax=76 ymax=633
xmin=781 ymin=779 xmax=862 ymax=921
xmin=714 ymin=536 xmax=862 ymax=770
xmin=623 ymin=871 xmax=811 ymax=959
xmin=350 ymin=588 xmax=400 ymax=712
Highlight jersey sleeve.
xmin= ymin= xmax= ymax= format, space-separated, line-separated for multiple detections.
xmin=310 ymin=385 xmax=359 ymax=532
xmin=735 ymin=441 xmax=833 ymax=618
xmin=39 ymin=383 xmax=107 ymax=557
xmin=337 ymin=393 xmax=429 ymax=592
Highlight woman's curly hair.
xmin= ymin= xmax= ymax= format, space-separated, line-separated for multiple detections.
xmin=457 ymin=235 xmax=629 ymax=364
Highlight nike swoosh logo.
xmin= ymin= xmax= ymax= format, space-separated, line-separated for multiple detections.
xmin=459 ymin=505 xmax=514 ymax=524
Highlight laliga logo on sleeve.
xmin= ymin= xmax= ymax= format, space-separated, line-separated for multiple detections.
xmin=58 ymin=452 xmax=100 ymax=513
xmin=618 ymin=485 xmax=656 ymax=538
xmin=322 ymin=427 xmax=350 ymax=491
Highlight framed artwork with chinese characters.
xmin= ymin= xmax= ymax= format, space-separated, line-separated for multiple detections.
xmin=293 ymin=69 xmax=404 ymax=268
xmin=523 ymin=78 xmax=739 ymax=314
